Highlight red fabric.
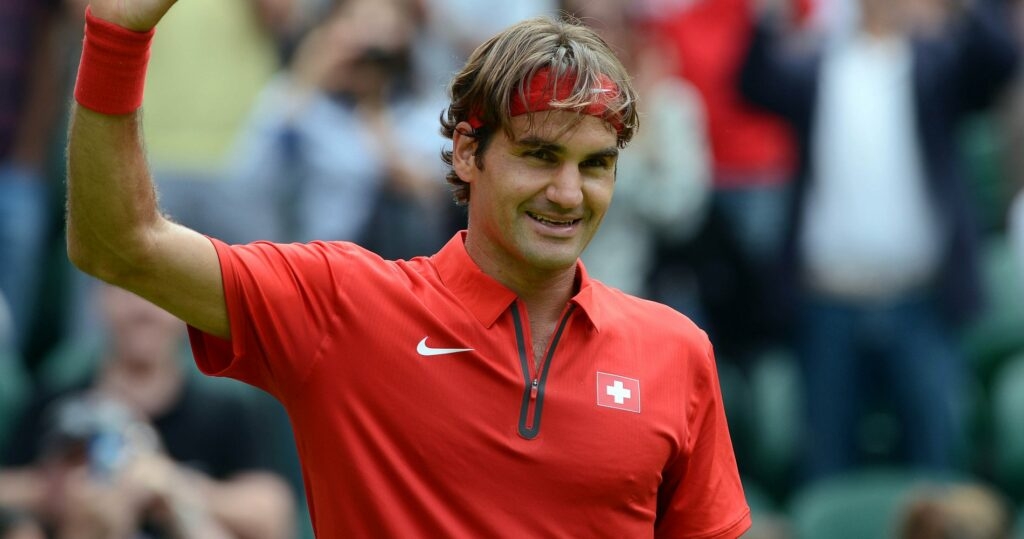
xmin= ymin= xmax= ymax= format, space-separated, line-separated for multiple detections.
xmin=652 ymin=0 xmax=796 ymax=185
xmin=74 ymin=6 xmax=154 ymax=115
xmin=468 ymin=66 xmax=624 ymax=133
xmin=188 ymin=232 xmax=750 ymax=538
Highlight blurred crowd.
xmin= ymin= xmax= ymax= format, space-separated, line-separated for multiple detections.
xmin=1 ymin=0 xmax=1022 ymax=537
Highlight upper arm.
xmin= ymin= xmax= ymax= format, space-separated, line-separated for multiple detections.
xmin=104 ymin=219 xmax=230 ymax=340
xmin=738 ymin=20 xmax=818 ymax=122
xmin=955 ymin=1 xmax=1021 ymax=112
xmin=65 ymin=103 xmax=230 ymax=340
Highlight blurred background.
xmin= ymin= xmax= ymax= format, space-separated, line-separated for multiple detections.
xmin=0 ymin=0 xmax=1022 ymax=537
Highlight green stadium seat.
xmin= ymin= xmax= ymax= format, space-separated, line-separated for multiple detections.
xmin=743 ymin=476 xmax=776 ymax=514
xmin=961 ymin=114 xmax=1011 ymax=235
xmin=788 ymin=468 xmax=966 ymax=539
xmin=748 ymin=348 xmax=802 ymax=496
xmin=34 ymin=337 xmax=104 ymax=394
xmin=0 ymin=351 xmax=31 ymax=452
xmin=991 ymin=353 xmax=1024 ymax=500
xmin=961 ymin=235 xmax=1024 ymax=382
xmin=717 ymin=357 xmax=756 ymax=476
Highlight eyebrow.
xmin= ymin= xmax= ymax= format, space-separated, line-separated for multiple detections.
xmin=515 ymin=136 xmax=619 ymax=161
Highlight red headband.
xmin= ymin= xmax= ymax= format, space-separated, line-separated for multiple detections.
xmin=468 ymin=66 xmax=623 ymax=133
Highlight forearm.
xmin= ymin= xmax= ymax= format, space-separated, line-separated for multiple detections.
xmin=199 ymin=472 xmax=296 ymax=539
xmin=66 ymin=105 xmax=167 ymax=281
xmin=0 ymin=468 xmax=47 ymax=513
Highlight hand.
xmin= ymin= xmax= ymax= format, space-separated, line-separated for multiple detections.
xmin=54 ymin=467 xmax=145 ymax=539
xmin=120 ymin=453 xmax=233 ymax=539
xmin=87 ymin=0 xmax=178 ymax=32
xmin=288 ymin=11 xmax=365 ymax=92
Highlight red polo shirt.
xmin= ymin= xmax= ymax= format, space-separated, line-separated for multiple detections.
xmin=188 ymin=232 xmax=750 ymax=538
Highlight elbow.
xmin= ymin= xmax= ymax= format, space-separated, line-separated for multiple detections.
xmin=66 ymin=226 xmax=116 ymax=281
xmin=66 ymin=227 xmax=101 ymax=277
xmin=65 ymin=223 xmax=158 ymax=286
xmin=66 ymin=240 xmax=123 ymax=285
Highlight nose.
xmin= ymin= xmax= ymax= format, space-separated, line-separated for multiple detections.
xmin=545 ymin=164 xmax=584 ymax=209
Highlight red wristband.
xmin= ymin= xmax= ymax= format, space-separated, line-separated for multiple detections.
xmin=74 ymin=6 xmax=156 ymax=115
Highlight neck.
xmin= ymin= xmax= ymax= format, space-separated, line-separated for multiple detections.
xmin=514 ymin=270 xmax=578 ymax=323
xmin=861 ymin=10 xmax=901 ymax=39
xmin=464 ymin=235 xmax=578 ymax=321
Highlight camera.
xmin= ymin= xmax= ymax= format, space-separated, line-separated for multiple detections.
xmin=40 ymin=393 xmax=159 ymax=479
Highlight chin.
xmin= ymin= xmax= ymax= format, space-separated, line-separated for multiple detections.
xmin=523 ymin=247 xmax=581 ymax=271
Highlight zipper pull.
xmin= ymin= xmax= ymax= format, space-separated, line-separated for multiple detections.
xmin=530 ymin=378 xmax=539 ymax=400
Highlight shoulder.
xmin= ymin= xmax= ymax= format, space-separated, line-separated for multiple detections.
xmin=588 ymin=282 xmax=712 ymax=355
xmin=219 ymin=239 xmax=406 ymax=275
xmin=585 ymin=283 xmax=722 ymax=400
xmin=215 ymin=239 xmax=437 ymax=303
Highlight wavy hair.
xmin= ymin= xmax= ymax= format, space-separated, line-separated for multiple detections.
xmin=440 ymin=16 xmax=639 ymax=205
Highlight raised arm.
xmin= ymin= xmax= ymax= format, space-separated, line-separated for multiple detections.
xmin=66 ymin=0 xmax=230 ymax=339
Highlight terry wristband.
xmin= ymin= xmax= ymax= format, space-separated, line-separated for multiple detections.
xmin=74 ymin=6 xmax=155 ymax=115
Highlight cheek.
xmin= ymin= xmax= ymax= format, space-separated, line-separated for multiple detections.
xmin=585 ymin=180 xmax=615 ymax=212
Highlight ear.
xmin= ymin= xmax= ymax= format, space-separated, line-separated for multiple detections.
xmin=452 ymin=121 xmax=480 ymax=183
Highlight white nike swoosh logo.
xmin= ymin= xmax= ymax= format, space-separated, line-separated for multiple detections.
xmin=416 ymin=337 xmax=474 ymax=357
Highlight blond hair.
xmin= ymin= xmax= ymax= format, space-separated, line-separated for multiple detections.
xmin=440 ymin=16 xmax=639 ymax=205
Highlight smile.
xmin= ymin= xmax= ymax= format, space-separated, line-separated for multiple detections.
xmin=527 ymin=212 xmax=581 ymax=228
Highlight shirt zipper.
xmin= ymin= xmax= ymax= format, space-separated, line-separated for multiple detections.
xmin=512 ymin=302 xmax=576 ymax=440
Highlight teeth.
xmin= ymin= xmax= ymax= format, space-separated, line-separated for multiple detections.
xmin=530 ymin=213 xmax=575 ymax=226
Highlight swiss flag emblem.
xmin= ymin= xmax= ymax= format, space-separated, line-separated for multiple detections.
xmin=596 ymin=372 xmax=641 ymax=413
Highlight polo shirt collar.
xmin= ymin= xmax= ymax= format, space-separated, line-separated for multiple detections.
xmin=431 ymin=232 xmax=604 ymax=331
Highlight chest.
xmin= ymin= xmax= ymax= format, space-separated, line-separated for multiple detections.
xmin=293 ymin=298 xmax=689 ymax=501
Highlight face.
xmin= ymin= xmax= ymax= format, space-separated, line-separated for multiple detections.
xmin=320 ymin=0 xmax=415 ymax=96
xmin=97 ymin=286 xmax=185 ymax=417
xmin=454 ymin=111 xmax=619 ymax=283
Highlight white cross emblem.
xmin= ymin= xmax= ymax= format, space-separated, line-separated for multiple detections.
xmin=596 ymin=371 xmax=641 ymax=413
xmin=606 ymin=380 xmax=632 ymax=404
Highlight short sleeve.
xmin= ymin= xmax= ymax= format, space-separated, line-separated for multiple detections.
xmin=654 ymin=339 xmax=751 ymax=539
xmin=187 ymin=237 xmax=384 ymax=401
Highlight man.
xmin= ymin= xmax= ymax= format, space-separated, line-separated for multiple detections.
xmin=66 ymin=0 xmax=751 ymax=536
xmin=0 ymin=0 xmax=67 ymax=355
xmin=741 ymin=0 xmax=1019 ymax=479
xmin=0 ymin=285 xmax=295 ymax=539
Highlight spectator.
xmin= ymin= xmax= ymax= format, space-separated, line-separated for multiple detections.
xmin=642 ymin=0 xmax=806 ymax=352
xmin=899 ymin=483 xmax=1014 ymax=539
xmin=0 ymin=285 xmax=295 ymax=539
xmin=741 ymin=0 xmax=1019 ymax=480
xmin=415 ymin=0 xmax=556 ymax=91
xmin=226 ymin=0 xmax=456 ymax=258
xmin=1005 ymin=0 xmax=1024 ymax=292
xmin=140 ymin=0 xmax=290 ymax=243
xmin=561 ymin=0 xmax=713 ymax=300
xmin=0 ymin=0 xmax=69 ymax=355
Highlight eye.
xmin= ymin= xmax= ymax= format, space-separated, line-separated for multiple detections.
xmin=581 ymin=157 xmax=613 ymax=170
xmin=523 ymin=149 xmax=557 ymax=163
